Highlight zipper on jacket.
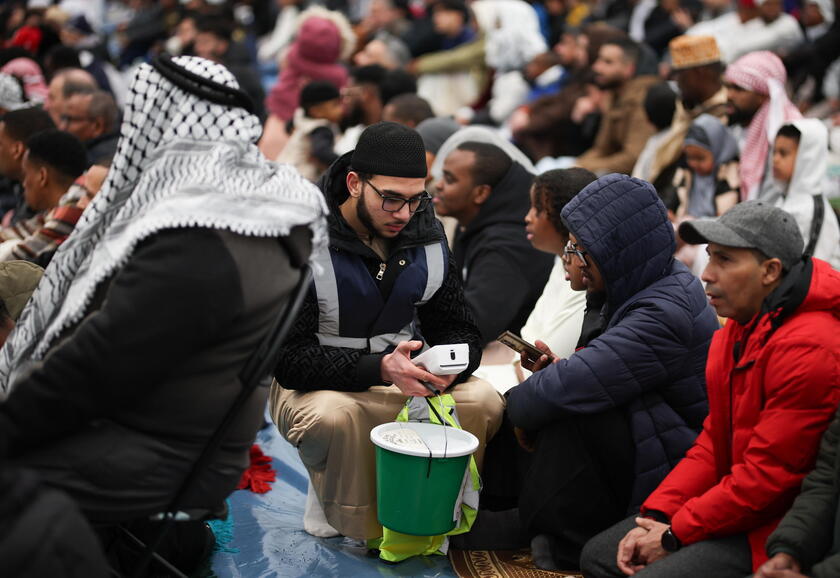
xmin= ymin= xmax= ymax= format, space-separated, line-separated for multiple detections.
xmin=376 ymin=263 xmax=387 ymax=281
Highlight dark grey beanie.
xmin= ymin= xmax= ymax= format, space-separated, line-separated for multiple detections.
xmin=351 ymin=122 xmax=427 ymax=178
xmin=416 ymin=117 xmax=460 ymax=155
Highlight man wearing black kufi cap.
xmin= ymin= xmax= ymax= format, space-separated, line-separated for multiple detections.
xmin=270 ymin=121 xmax=504 ymax=543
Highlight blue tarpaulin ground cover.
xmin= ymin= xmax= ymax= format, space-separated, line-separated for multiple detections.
xmin=210 ymin=423 xmax=458 ymax=578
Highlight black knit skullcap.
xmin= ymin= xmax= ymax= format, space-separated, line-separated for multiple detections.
xmin=299 ymin=80 xmax=340 ymax=110
xmin=350 ymin=121 xmax=427 ymax=178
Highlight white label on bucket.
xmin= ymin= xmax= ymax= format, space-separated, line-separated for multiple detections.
xmin=380 ymin=428 xmax=429 ymax=452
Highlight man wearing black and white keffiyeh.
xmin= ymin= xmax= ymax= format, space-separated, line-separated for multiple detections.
xmin=0 ymin=55 xmax=327 ymax=566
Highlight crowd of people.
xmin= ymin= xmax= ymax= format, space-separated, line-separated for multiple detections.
xmin=0 ymin=0 xmax=837 ymax=577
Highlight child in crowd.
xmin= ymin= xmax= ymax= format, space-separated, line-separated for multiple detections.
xmin=673 ymin=114 xmax=740 ymax=274
xmin=673 ymin=113 xmax=740 ymax=219
xmin=0 ymin=129 xmax=89 ymax=265
xmin=276 ymin=80 xmax=342 ymax=182
xmin=773 ymin=120 xmax=840 ymax=268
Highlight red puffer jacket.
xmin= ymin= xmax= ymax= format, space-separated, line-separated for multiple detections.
xmin=641 ymin=258 xmax=840 ymax=571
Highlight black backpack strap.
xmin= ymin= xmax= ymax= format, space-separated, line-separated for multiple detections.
xmin=804 ymin=194 xmax=825 ymax=258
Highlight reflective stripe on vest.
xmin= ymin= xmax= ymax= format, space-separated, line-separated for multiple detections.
xmin=313 ymin=240 xmax=447 ymax=353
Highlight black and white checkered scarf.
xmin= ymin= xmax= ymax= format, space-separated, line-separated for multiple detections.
xmin=0 ymin=56 xmax=328 ymax=397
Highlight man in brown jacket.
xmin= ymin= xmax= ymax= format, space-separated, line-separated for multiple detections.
xmin=576 ymin=38 xmax=658 ymax=175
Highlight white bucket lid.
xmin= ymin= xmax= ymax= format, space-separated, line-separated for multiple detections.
xmin=370 ymin=422 xmax=478 ymax=458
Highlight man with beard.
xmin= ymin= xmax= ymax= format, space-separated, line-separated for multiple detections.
xmin=270 ymin=122 xmax=504 ymax=543
xmin=336 ymin=65 xmax=416 ymax=153
xmin=576 ymin=38 xmax=659 ymax=175
xmin=723 ymin=50 xmax=800 ymax=201
xmin=644 ymin=35 xmax=728 ymax=193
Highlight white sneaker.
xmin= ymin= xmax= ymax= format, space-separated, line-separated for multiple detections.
xmin=303 ymin=481 xmax=340 ymax=538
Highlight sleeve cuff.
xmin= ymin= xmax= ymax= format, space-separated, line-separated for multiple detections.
xmin=354 ymin=353 xmax=386 ymax=388
xmin=640 ymin=509 xmax=671 ymax=524
xmin=669 ymin=509 xmax=708 ymax=546
xmin=766 ymin=543 xmax=802 ymax=561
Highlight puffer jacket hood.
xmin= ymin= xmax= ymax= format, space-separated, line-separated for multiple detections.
xmin=509 ymin=172 xmax=718 ymax=510
xmin=561 ymin=173 xmax=676 ymax=317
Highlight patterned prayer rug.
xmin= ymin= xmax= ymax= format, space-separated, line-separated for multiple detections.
xmin=449 ymin=549 xmax=583 ymax=578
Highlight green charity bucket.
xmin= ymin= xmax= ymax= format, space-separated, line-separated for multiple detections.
xmin=370 ymin=421 xmax=478 ymax=536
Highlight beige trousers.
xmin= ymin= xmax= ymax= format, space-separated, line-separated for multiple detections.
xmin=269 ymin=377 xmax=505 ymax=540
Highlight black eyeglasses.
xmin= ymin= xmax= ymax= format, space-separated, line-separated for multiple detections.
xmin=364 ymin=179 xmax=431 ymax=214
xmin=563 ymin=242 xmax=589 ymax=267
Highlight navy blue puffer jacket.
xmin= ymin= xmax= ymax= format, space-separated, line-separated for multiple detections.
xmin=506 ymin=173 xmax=720 ymax=510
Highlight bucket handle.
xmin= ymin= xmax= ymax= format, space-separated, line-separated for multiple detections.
xmin=424 ymin=391 xmax=449 ymax=474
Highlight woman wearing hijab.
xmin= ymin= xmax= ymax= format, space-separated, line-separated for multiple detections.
xmin=672 ymin=114 xmax=740 ymax=274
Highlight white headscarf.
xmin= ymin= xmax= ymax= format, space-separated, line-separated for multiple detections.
xmin=0 ymin=73 xmax=24 ymax=111
xmin=472 ymin=0 xmax=547 ymax=73
xmin=776 ymin=119 xmax=840 ymax=268
xmin=431 ymin=126 xmax=536 ymax=183
xmin=0 ymin=56 xmax=328 ymax=396
xmin=811 ymin=0 xmax=835 ymax=26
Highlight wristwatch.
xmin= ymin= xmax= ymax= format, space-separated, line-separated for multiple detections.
xmin=661 ymin=527 xmax=682 ymax=552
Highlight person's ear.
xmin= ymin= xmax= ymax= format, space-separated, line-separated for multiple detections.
xmin=37 ymin=165 xmax=48 ymax=187
xmin=762 ymin=258 xmax=784 ymax=286
xmin=92 ymin=117 xmax=105 ymax=136
xmin=11 ymin=141 xmax=24 ymax=162
xmin=472 ymin=184 xmax=492 ymax=206
xmin=346 ymin=171 xmax=362 ymax=198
